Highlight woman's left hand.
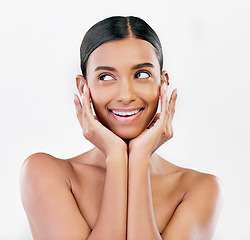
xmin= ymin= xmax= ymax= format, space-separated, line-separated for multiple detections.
xmin=129 ymin=83 xmax=177 ymax=157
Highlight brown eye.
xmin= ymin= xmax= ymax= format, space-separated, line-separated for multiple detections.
xmin=99 ymin=74 xmax=114 ymax=81
xmin=135 ymin=71 xmax=151 ymax=79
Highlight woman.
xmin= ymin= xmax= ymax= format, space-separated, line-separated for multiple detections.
xmin=20 ymin=16 xmax=223 ymax=240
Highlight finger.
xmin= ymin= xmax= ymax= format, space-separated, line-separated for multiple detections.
xmin=160 ymin=83 xmax=169 ymax=120
xmin=152 ymin=113 xmax=161 ymax=124
xmin=82 ymin=85 xmax=94 ymax=120
xmin=73 ymin=94 xmax=83 ymax=128
xmin=164 ymin=89 xmax=177 ymax=138
xmin=147 ymin=113 xmax=161 ymax=129
xmin=169 ymin=88 xmax=177 ymax=118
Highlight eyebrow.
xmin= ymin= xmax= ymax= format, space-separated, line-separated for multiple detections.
xmin=94 ymin=66 xmax=116 ymax=72
xmin=131 ymin=63 xmax=155 ymax=70
xmin=94 ymin=63 xmax=155 ymax=72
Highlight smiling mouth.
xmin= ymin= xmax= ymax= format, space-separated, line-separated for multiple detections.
xmin=108 ymin=108 xmax=144 ymax=123
xmin=109 ymin=108 xmax=144 ymax=117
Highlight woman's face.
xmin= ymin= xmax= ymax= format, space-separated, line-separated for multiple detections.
xmin=86 ymin=37 xmax=163 ymax=139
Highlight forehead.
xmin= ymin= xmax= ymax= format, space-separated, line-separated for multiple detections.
xmin=87 ymin=37 xmax=160 ymax=71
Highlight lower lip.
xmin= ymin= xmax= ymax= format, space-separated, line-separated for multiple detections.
xmin=109 ymin=109 xmax=143 ymax=123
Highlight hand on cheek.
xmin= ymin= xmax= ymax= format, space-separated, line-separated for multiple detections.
xmin=74 ymin=85 xmax=127 ymax=157
xmin=129 ymin=82 xmax=177 ymax=157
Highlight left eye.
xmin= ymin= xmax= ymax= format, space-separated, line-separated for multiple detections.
xmin=135 ymin=71 xmax=151 ymax=79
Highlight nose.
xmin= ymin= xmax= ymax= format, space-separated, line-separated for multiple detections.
xmin=116 ymin=79 xmax=136 ymax=104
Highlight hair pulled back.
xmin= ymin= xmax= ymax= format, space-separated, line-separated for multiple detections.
xmin=80 ymin=16 xmax=163 ymax=79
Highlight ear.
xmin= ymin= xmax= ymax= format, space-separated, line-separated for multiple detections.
xmin=161 ymin=70 xmax=169 ymax=86
xmin=76 ymin=75 xmax=87 ymax=96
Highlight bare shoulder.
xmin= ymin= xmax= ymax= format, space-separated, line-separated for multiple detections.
xmin=22 ymin=152 xmax=68 ymax=167
xmin=20 ymin=152 xmax=75 ymax=199
xmin=179 ymin=168 xmax=224 ymax=201
xmin=171 ymin=163 xmax=224 ymax=203
xmin=156 ymin=155 xmax=223 ymax=196
xmin=154 ymin=155 xmax=224 ymax=213
xmin=20 ymin=153 xmax=91 ymax=239
xmin=175 ymin=166 xmax=224 ymax=224
xmin=21 ymin=152 xmax=72 ymax=181
xmin=159 ymin=159 xmax=224 ymax=239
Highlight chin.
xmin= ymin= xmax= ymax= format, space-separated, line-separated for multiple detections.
xmin=112 ymin=127 xmax=144 ymax=140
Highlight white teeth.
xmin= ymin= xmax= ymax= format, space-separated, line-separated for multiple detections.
xmin=111 ymin=109 xmax=140 ymax=117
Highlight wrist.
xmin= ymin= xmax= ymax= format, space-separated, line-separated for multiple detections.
xmin=128 ymin=151 xmax=151 ymax=170
xmin=106 ymin=147 xmax=128 ymax=163
xmin=105 ymin=141 xmax=127 ymax=157
xmin=129 ymin=147 xmax=151 ymax=159
xmin=129 ymin=140 xmax=153 ymax=159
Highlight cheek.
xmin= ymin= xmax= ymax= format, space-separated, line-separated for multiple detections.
xmin=89 ymin=86 xmax=109 ymax=105
xmin=88 ymin=87 xmax=113 ymax=120
xmin=137 ymin=84 xmax=160 ymax=106
xmin=89 ymin=82 xmax=160 ymax=112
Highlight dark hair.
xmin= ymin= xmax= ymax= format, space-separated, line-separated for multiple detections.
xmin=80 ymin=16 xmax=163 ymax=79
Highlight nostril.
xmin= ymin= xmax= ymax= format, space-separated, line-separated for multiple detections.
xmin=117 ymin=89 xmax=136 ymax=103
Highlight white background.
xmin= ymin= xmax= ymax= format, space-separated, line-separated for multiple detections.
xmin=0 ymin=0 xmax=249 ymax=239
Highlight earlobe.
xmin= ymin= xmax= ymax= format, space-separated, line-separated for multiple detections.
xmin=76 ymin=75 xmax=87 ymax=96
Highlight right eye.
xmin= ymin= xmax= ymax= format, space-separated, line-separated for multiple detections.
xmin=99 ymin=74 xmax=114 ymax=81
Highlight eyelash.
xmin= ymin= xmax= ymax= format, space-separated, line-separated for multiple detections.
xmin=135 ymin=70 xmax=151 ymax=79
xmin=98 ymin=70 xmax=151 ymax=81
xmin=99 ymin=73 xmax=115 ymax=81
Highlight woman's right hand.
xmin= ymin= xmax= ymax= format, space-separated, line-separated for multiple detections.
xmin=73 ymin=84 xmax=127 ymax=157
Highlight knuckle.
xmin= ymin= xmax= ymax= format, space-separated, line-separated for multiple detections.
xmin=82 ymin=125 xmax=94 ymax=141
xmin=167 ymin=105 xmax=170 ymax=113
xmin=82 ymin=128 xmax=89 ymax=138
xmin=76 ymin=111 xmax=81 ymax=118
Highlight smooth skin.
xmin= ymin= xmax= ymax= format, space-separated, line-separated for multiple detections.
xmin=20 ymin=38 xmax=223 ymax=240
